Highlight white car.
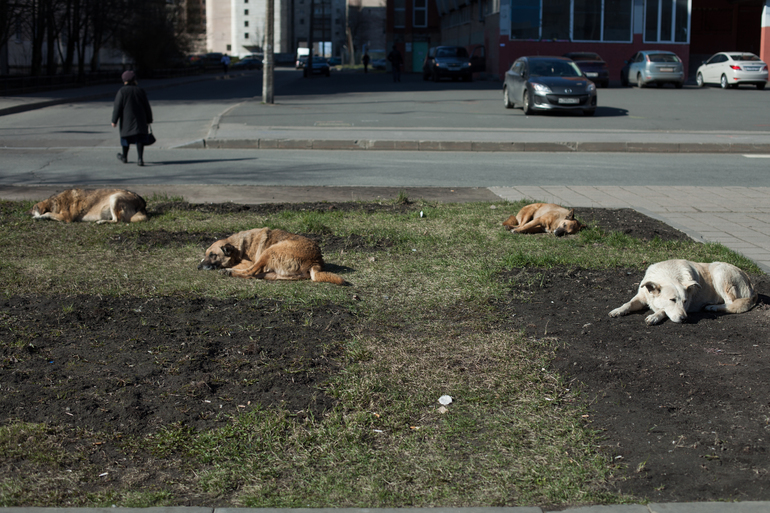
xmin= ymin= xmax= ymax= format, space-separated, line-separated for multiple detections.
xmin=696 ymin=52 xmax=768 ymax=90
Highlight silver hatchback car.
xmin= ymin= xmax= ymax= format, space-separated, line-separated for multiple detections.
xmin=620 ymin=50 xmax=685 ymax=88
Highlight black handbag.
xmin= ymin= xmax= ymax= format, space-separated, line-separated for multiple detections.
xmin=144 ymin=125 xmax=156 ymax=146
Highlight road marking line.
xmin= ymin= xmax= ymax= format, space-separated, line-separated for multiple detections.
xmin=743 ymin=155 xmax=770 ymax=158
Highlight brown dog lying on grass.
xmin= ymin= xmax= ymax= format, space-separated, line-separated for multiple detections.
xmin=31 ymin=188 xmax=148 ymax=224
xmin=198 ymin=228 xmax=347 ymax=285
xmin=503 ymin=202 xmax=584 ymax=236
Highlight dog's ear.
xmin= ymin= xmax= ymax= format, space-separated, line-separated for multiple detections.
xmin=221 ymin=243 xmax=237 ymax=257
xmin=683 ymin=280 xmax=701 ymax=292
xmin=566 ymin=209 xmax=575 ymax=220
xmin=641 ymin=281 xmax=660 ymax=295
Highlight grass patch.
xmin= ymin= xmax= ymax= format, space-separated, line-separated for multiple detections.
xmin=0 ymin=197 xmax=759 ymax=507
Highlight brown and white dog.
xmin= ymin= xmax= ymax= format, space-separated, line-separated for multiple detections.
xmin=502 ymin=203 xmax=584 ymax=236
xmin=198 ymin=227 xmax=347 ymax=285
xmin=31 ymin=188 xmax=148 ymax=224
xmin=609 ymin=259 xmax=758 ymax=325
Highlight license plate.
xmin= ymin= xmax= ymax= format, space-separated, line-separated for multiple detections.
xmin=558 ymin=97 xmax=579 ymax=104
xmin=586 ymin=72 xmax=598 ymax=77
xmin=745 ymin=66 xmax=760 ymax=71
xmin=660 ymin=67 xmax=674 ymax=72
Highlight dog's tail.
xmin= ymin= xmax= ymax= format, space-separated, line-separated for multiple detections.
xmin=310 ymin=265 xmax=347 ymax=285
xmin=723 ymin=291 xmax=759 ymax=314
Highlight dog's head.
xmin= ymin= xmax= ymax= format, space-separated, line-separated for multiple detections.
xmin=553 ymin=209 xmax=584 ymax=237
xmin=641 ymin=279 xmax=700 ymax=323
xmin=30 ymin=199 xmax=52 ymax=218
xmin=502 ymin=215 xmax=518 ymax=230
xmin=198 ymin=240 xmax=242 ymax=270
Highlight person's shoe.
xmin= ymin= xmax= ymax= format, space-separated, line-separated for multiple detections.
xmin=137 ymin=160 xmax=144 ymax=167
xmin=117 ymin=153 xmax=127 ymax=163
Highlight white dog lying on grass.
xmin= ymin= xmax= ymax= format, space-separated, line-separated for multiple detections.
xmin=609 ymin=259 xmax=758 ymax=325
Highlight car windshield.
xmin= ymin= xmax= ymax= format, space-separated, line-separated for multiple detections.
xmin=648 ymin=54 xmax=680 ymax=63
xmin=437 ymin=47 xmax=469 ymax=58
xmin=529 ymin=60 xmax=583 ymax=78
xmin=729 ymin=54 xmax=760 ymax=61
xmin=568 ymin=53 xmax=602 ymax=61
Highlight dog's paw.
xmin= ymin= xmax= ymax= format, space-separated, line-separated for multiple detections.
xmin=608 ymin=307 xmax=624 ymax=318
xmin=221 ymin=269 xmax=233 ymax=277
xmin=645 ymin=312 xmax=666 ymax=325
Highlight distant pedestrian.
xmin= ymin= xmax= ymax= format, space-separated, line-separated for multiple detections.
xmin=387 ymin=45 xmax=403 ymax=82
xmin=362 ymin=52 xmax=370 ymax=74
xmin=221 ymin=53 xmax=231 ymax=74
xmin=111 ymin=70 xmax=153 ymax=167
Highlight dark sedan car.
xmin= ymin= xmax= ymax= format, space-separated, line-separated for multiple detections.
xmin=303 ymin=57 xmax=331 ymax=77
xmin=232 ymin=58 xmax=263 ymax=71
xmin=422 ymin=46 xmax=474 ymax=82
xmin=503 ymin=56 xmax=597 ymax=116
xmin=563 ymin=52 xmax=609 ymax=88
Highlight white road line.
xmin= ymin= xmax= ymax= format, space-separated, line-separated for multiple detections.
xmin=743 ymin=155 xmax=770 ymax=158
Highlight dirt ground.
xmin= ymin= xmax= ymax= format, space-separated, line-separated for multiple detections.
xmin=2 ymin=202 xmax=769 ymax=504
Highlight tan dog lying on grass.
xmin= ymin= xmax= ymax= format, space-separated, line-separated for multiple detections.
xmin=198 ymin=228 xmax=347 ymax=285
xmin=31 ymin=188 xmax=148 ymax=224
xmin=609 ymin=259 xmax=758 ymax=325
xmin=503 ymin=203 xmax=584 ymax=236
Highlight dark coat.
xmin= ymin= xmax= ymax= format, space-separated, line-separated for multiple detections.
xmin=112 ymin=85 xmax=153 ymax=138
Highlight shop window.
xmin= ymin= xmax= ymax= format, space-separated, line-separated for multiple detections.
xmin=414 ymin=0 xmax=427 ymax=27
xmin=645 ymin=0 xmax=689 ymax=42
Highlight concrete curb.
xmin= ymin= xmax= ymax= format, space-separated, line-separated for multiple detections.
xmin=177 ymin=139 xmax=770 ymax=153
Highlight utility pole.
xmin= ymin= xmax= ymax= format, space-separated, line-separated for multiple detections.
xmin=262 ymin=0 xmax=274 ymax=103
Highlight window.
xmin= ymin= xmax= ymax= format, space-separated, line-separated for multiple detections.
xmin=542 ymin=0 xmax=570 ymax=40
xmin=414 ymin=0 xmax=427 ymax=27
xmin=245 ymin=20 xmax=249 ymax=26
xmin=510 ymin=0 xmax=539 ymax=39
xmin=509 ymin=0 xmax=633 ymax=42
xmin=394 ymin=0 xmax=406 ymax=27
xmin=245 ymin=9 xmax=248 ymax=14
xmin=245 ymin=32 xmax=249 ymax=38
xmin=645 ymin=0 xmax=689 ymax=42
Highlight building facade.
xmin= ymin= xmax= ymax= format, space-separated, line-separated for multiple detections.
xmin=386 ymin=0 xmax=769 ymax=81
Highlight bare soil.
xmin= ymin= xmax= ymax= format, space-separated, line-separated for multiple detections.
xmin=2 ymin=202 xmax=769 ymax=504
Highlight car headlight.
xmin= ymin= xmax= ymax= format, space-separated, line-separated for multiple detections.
xmin=587 ymin=83 xmax=596 ymax=92
xmin=531 ymin=82 xmax=552 ymax=94
xmin=462 ymin=62 xmax=471 ymax=68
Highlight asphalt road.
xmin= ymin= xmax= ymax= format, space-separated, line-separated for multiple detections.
xmin=1 ymin=69 xmax=770 ymax=189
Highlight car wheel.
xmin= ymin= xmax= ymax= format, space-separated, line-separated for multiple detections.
xmin=675 ymin=81 xmax=683 ymax=89
xmin=757 ymin=82 xmax=766 ymax=90
xmin=522 ymin=89 xmax=534 ymax=115
xmin=721 ymin=74 xmax=729 ymax=89
xmin=636 ymin=73 xmax=644 ymax=88
xmin=503 ymin=86 xmax=514 ymax=109
xmin=464 ymin=73 xmax=473 ymax=82
xmin=620 ymin=72 xmax=629 ymax=87
xmin=432 ymin=70 xmax=439 ymax=82
xmin=696 ymin=72 xmax=704 ymax=88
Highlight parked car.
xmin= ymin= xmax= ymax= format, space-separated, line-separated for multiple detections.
xmin=695 ymin=52 xmax=768 ymax=90
xmin=422 ymin=46 xmax=473 ymax=82
xmin=503 ymin=56 xmax=597 ymax=116
xmin=371 ymin=58 xmax=387 ymax=70
xmin=327 ymin=57 xmax=342 ymax=66
xmin=563 ymin=52 xmax=609 ymax=88
xmin=620 ymin=50 xmax=685 ymax=88
xmin=232 ymin=58 xmax=263 ymax=71
xmin=303 ymin=57 xmax=331 ymax=77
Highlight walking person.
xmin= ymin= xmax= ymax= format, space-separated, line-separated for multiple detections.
xmin=111 ymin=70 xmax=153 ymax=167
xmin=387 ymin=45 xmax=403 ymax=82
xmin=362 ymin=52 xmax=370 ymax=74
xmin=221 ymin=53 xmax=231 ymax=74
